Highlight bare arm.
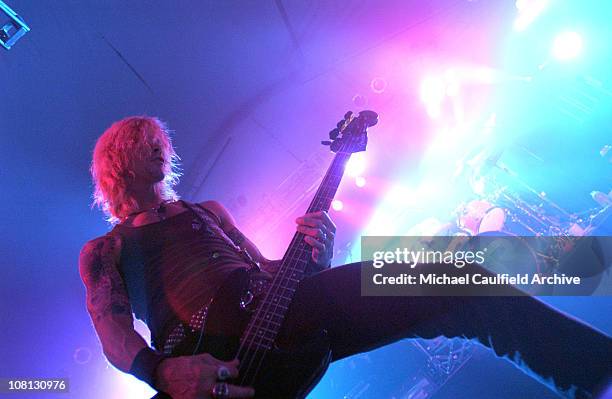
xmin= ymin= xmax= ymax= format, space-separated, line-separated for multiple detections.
xmin=78 ymin=235 xmax=150 ymax=372
xmin=80 ymin=234 xmax=254 ymax=397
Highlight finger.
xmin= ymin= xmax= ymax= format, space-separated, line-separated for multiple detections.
xmin=200 ymin=383 xmax=255 ymax=398
xmin=195 ymin=353 xmax=237 ymax=366
xmin=298 ymin=211 xmax=326 ymax=219
xmin=312 ymin=247 xmax=321 ymax=263
xmin=199 ymin=364 xmax=240 ymax=384
xmin=304 ymin=235 xmax=325 ymax=250
xmin=296 ymin=225 xmax=325 ymax=239
xmin=195 ymin=354 xmax=240 ymax=377
xmin=215 ymin=364 xmax=239 ymax=380
xmin=295 ymin=215 xmax=325 ymax=228
xmin=318 ymin=210 xmax=337 ymax=233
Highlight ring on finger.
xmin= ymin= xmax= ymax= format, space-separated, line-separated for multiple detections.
xmin=216 ymin=365 xmax=230 ymax=381
xmin=211 ymin=382 xmax=230 ymax=399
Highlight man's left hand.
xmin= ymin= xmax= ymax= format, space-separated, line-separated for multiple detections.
xmin=296 ymin=211 xmax=336 ymax=268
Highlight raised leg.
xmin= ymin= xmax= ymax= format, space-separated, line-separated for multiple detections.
xmin=277 ymin=261 xmax=612 ymax=399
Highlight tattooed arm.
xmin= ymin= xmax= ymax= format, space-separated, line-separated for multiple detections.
xmin=78 ymin=235 xmax=150 ymax=373
xmin=79 ymin=235 xmax=253 ymax=396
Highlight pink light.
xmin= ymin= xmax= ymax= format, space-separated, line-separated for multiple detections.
xmin=331 ymin=199 xmax=344 ymax=211
xmin=355 ymin=176 xmax=366 ymax=187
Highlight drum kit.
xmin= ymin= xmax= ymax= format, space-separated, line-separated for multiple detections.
xmin=438 ymin=148 xmax=611 ymax=294
xmin=454 ymin=156 xmax=607 ymax=239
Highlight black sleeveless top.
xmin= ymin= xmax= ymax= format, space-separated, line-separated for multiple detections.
xmin=108 ymin=202 xmax=251 ymax=350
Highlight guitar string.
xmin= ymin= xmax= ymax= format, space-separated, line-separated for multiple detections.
xmin=238 ymin=116 xmax=366 ymax=382
xmin=235 ymin=167 xmax=337 ymax=384
xmin=237 ymin=131 xmax=357 ymax=384
xmin=237 ymin=188 xmax=333 ymax=385
xmin=237 ymin=153 xmax=345 ymax=356
xmin=235 ymin=149 xmax=347 ymax=384
xmin=235 ymin=149 xmax=344 ymax=363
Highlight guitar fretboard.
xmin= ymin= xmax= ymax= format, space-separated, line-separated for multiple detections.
xmin=237 ymin=151 xmax=352 ymax=382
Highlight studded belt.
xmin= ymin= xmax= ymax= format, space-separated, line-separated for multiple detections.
xmin=162 ymin=274 xmax=271 ymax=356
xmin=162 ymin=298 xmax=213 ymax=356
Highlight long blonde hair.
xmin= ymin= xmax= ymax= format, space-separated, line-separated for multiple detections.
xmin=90 ymin=116 xmax=182 ymax=224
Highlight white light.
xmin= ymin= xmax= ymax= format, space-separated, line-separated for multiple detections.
xmin=346 ymin=153 xmax=367 ymax=177
xmin=514 ymin=0 xmax=549 ymax=31
xmin=420 ymin=76 xmax=446 ymax=119
xmin=444 ymin=69 xmax=460 ymax=97
xmin=355 ymin=176 xmax=366 ymax=187
xmin=108 ymin=370 xmax=156 ymax=398
xmin=331 ymin=199 xmax=344 ymax=211
xmin=552 ymin=31 xmax=583 ymax=61
xmin=388 ymin=184 xmax=417 ymax=206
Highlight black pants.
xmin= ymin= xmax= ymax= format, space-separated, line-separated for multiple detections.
xmin=275 ymin=262 xmax=611 ymax=399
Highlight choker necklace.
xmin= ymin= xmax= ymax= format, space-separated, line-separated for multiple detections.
xmin=124 ymin=200 xmax=172 ymax=222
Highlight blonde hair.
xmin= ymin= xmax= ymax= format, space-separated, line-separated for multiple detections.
xmin=90 ymin=116 xmax=182 ymax=224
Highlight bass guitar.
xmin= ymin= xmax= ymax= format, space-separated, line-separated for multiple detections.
xmin=152 ymin=110 xmax=378 ymax=398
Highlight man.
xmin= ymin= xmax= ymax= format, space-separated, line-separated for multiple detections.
xmin=80 ymin=116 xmax=611 ymax=399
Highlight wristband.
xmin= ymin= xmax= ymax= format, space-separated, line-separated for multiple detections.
xmin=129 ymin=347 xmax=166 ymax=388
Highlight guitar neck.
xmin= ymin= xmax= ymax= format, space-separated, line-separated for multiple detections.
xmin=305 ymin=151 xmax=351 ymax=214
xmin=238 ymin=151 xmax=351 ymax=355
xmin=236 ymin=109 xmax=376 ymax=386
xmin=281 ymin=150 xmax=351 ymax=277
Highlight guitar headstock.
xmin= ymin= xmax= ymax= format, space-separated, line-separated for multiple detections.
xmin=322 ymin=110 xmax=378 ymax=154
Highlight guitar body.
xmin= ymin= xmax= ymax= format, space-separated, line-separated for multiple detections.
xmin=153 ymin=268 xmax=332 ymax=399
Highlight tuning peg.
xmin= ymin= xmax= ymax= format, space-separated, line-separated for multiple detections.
xmin=321 ymin=140 xmax=332 ymax=146
xmin=336 ymin=120 xmax=345 ymax=128
xmin=344 ymin=111 xmax=353 ymax=120
xmin=358 ymin=110 xmax=378 ymax=127
xmin=329 ymin=128 xmax=340 ymax=139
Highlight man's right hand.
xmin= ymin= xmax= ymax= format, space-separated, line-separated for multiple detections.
xmin=154 ymin=353 xmax=255 ymax=398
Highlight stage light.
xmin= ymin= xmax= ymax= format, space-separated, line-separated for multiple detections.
xmin=444 ymin=69 xmax=460 ymax=97
xmin=355 ymin=176 xmax=366 ymax=187
xmin=346 ymin=153 xmax=366 ymax=177
xmin=388 ymin=184 xmax=416 ymax=206
xmin=420 ymin=76 xmax=446 ymax=119
xmin=514 ymin=0 xmax=549 ymax=31
xmin=551 ymin=31 xmax=583 ymax=61
xmin=331 ymin=199 xmax=344 ymax=211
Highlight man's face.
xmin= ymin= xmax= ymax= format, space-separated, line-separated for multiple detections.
xmin=131 ymin=135 xmax=166 ymax=185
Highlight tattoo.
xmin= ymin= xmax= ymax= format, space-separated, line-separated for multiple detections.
xmin=227 ymin=227 xmax=246 ymax=247
xmin=79 ymin=235 xmax=132 ymax=323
